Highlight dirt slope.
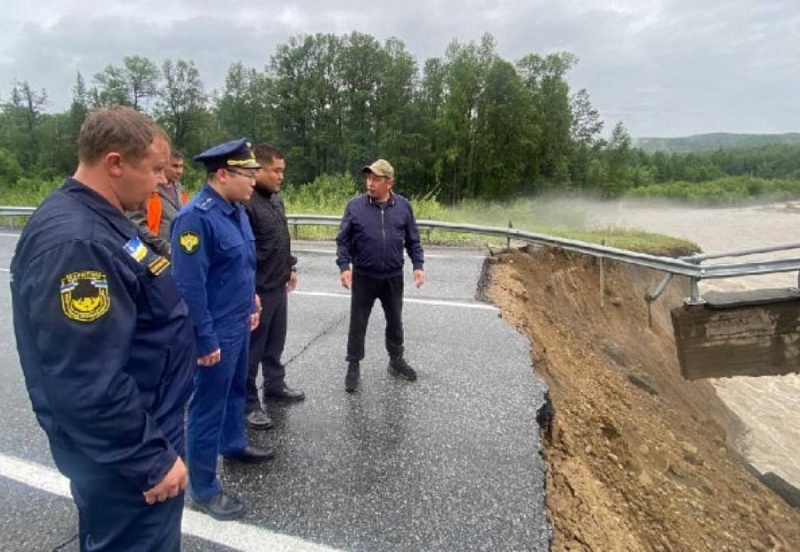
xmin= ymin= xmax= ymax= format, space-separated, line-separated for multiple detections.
xmin=483 ymin=246 xmax=800 ymax=552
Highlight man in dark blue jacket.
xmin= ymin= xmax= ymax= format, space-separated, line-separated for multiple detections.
xmin=336 ymin=159 xmax=425 ymax=392
xmin=11 ymin=106 xmax=195 ymax=551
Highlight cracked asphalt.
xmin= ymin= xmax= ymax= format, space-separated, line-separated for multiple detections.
xmin=0 ymin=234 xmax=551 ymax=551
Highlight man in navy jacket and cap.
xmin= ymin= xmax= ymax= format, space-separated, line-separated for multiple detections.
xmin=11 ymin=106 xmax=194 ymax=551
xmin=336 ymin=158 xmax=425 ymax=393
xmin=171 ymin=137 xmax=273 ymax=521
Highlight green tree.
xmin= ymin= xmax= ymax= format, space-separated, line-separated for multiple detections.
xmin=155 ymin=59 xmax=209 ymax=152
xmin=472 ymin=58 xmax=531 ymax=199
xmin=603 ymin=121 xmax=634 ymax=196
xmin=569 ymin=88 xmax=604 ymax=189
xmin=90 ymin=56 xmax=160 ymax=111
xmin=271 ymin=34 xmax=345 ymax=183
xmin=517 ymin=52 xmax=577 ymax=187
xmin=216 ymin=62 xmax=274 ymax=143
xmin=0 ymin=81 xmax=48 ymax=169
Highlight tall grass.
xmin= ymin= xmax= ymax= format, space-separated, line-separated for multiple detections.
xmin=0 ymin=173 xmax=699 ymax=255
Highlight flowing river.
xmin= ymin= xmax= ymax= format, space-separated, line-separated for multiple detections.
xmin=585 ymin=200 xmax=800 ymax=489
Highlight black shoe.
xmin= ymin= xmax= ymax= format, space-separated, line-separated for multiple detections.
xmin=245 ymin=409 xmax=274 ymax=430
xmin=263 ymin=385 xmax=306 ymax=402
xmin=388 ymin=358 xmax=417 ymax=381
xmin=193 ymin=491 xmax=245 ymax=521
xmin=345 ymin=361 xmax=360 ymax=393
xmin=222 ymin=445 xmax=275 ymax=464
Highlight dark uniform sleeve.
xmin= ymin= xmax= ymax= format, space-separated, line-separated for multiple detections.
xmin=17 ymin=239 xmax=177 ymax=492
xmin=404 ymin=201 xmax=425 ymax=270
xmin=171 ymin=209 xmax=218 ymax=356
xmin=126 ymin=208 xmax=170 ymax=257
xmin=336 ymin=202 xmax=354 ymax=271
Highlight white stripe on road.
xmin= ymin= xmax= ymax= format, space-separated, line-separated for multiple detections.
xmin=295 ymin=247 xmax=486 ymax=260
xmin=0 ymin=233 xmax=20 ymax=238
xmin=294 ymin=290 xmax=497 ymax=311
xmin=0 ymin=452 xmax=342 ymax=552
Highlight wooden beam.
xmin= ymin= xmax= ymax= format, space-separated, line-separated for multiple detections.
xmin=671 ymin=288 xmax=800 ymax=379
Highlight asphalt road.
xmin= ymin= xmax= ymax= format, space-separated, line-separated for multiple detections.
xmin=0 ymin=232 xmax=551 ymax=551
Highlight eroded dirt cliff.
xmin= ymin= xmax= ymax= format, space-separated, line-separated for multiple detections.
xmin=484 ymin=246 xmax=800 ymax=551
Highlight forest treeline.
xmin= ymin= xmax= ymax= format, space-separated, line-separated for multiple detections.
xmin=1 ymin=31 xmax=799 ymax=205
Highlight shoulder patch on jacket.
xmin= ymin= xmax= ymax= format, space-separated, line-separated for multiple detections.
xmin=123 ymin=237 xmax=148 ymax=262
xmin=60 ymin=271 xmax=111 ymax=322
xmin=179 ymin=231 xmax=200 ymax=254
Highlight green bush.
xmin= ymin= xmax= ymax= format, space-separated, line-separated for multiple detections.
xmin=283 ymin=173 xmax=359 ymax=214
xmin=623 ymin=176 xmax=800 ymax=205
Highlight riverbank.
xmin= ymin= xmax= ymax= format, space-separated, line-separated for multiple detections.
xmin=484 ymin=246 xmax=800 ymax=551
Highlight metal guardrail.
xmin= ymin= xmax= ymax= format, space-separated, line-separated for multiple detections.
xmin=5 ymin=206 xmax=799 ymax=304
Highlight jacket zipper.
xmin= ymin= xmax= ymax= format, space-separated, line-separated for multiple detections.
xmin=380 ymin=207 xmax=386 ymax=270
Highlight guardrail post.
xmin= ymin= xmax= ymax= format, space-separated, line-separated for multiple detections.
xmin=685 ymin=277 xmax=706 ymax=305
xmin=293 ymin=223 xmax=299 ymax=241
xmin=507 ymin=221 xmax=513 ymax=249
xmin=599 ymin=239 xmax=606 ymax=308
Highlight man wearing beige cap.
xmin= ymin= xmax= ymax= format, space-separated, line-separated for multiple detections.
xmin=336 ymin=159 xmax=425 ymax=392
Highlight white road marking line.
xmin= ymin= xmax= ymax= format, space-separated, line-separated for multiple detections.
xmin=294 ymin=247 xmax=486 ymax=259
xmin=293 ymin=290 xmax=497 ymax=311
xmin=0 ymin=452 xmax=342 ymax=552
xmin=0 ymin=233 xmax=20 ymax=238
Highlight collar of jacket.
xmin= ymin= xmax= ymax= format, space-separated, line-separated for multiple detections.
xmin=367 ymin=191 xmax=396 ymax=206
xmin=254 ymin=186 xmax=277 ymax=199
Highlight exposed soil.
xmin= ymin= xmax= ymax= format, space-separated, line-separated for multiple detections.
xmin=483 ymin=246 xmax=800 ymax=552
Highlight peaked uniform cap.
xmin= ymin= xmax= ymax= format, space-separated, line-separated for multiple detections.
xmin=193 ymin=138 xmax=261 ymax=172
xmin=362 ymin=159 xmax=394 ymax=179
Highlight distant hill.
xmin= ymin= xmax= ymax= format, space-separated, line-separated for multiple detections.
xmin=635 ymin=133 xmax=800 ymax=153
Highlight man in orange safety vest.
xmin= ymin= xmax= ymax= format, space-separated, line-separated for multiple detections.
xmin=128 ymin=149 xmax=189 ymax=256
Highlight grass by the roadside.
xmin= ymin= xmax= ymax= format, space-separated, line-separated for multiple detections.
xmin=0 ymin=173 xmax=700 ymax=257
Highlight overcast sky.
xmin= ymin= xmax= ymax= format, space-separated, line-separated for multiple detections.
xmin=1 ymin=0 xmax=798 ymax=138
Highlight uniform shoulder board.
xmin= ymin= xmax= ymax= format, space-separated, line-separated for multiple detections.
xmin=195 ymin=196 xmax=215 ymax=212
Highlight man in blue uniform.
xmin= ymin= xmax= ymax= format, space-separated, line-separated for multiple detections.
xmin=11 ymin=106 xmax=195 ymax=551
xmin=336 ymin=159 xmax=425 ymax=393
xmin=171 ymin=138 xmax=273 ymax=521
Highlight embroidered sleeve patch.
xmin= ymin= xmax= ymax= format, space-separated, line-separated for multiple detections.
xmin=60 ymin=271 xmax=111 ymax=322
xmin=179 ymin=231 xmax=200 ymax=254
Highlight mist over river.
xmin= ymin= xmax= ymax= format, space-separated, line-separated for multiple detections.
xmin=584 ymin=199 xmax=800 ymax=488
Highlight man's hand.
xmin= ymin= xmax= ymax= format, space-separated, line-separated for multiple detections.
xmin=249 ymin=293 xmax=261 ymax=331
xmin=198 ymin=348 xmax=221 ymax=367
xmin=142 ymin=457 xmax=188 ymax=505
xmin=340 ymin=270 xmax=352 ymax=290
xmin=413 ymin=269 xmax=425 ymax=288
xmin=287 ymin=269 xmax=298 ymax=293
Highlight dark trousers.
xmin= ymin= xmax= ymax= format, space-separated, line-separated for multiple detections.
xmin=187 ymin=319 xmax=250 ymax=501
xmin=346 ymin=272 xmax=404 ymax=362
xmin=70 ymin=470 xmax=183 ymax=552
xmin=246 ymin=286 xmax=288 ymax=411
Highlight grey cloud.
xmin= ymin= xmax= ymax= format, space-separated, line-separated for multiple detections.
xmin=1 ymin=0 xmax=798 ymax=138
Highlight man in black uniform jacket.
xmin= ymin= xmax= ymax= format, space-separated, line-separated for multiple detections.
xmin=11 ymin=106 xmax=195 ymax=551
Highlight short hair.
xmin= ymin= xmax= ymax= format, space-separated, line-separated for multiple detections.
xmin=253 ymin=144 xmax=285 ymax=166
xmin=170 ymin=150 xmax=184 ymax=161
xmin=77 ymin=106 xmax=169 ymax=165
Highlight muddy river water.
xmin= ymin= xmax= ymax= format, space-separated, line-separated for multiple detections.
xmin=585 ymin=200 xmax=800 ymax=489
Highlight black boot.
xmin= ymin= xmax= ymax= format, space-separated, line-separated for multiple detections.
xmin=388 ymin=357 xmax=417 ymax=381
xmin=345 ymin=361 xmax=360 ymax=392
